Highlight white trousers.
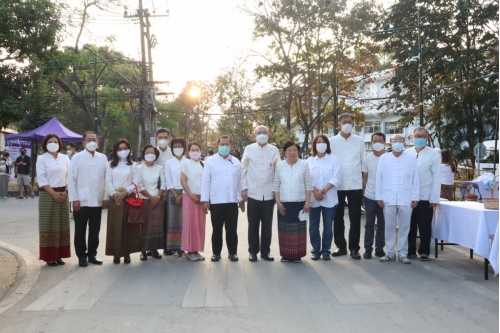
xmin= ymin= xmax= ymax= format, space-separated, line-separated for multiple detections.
xmin=383 ymin=205 xmax=413 ymax=257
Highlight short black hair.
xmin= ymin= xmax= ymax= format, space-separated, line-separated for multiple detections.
xmin=371 ymin=132 xmax=386 ymax=142
xmin=218 ymin=135 xmax=231 ymax=144
xmin=283 ymin=140 xmax=301 ymax=153
xmin=141 ymin=144 xmax=160 ymax=161
xmin=208 ymin=150 xmax=214 ymax=155
xmin=156 ymin=128 xmax=170 ymax=137
xmin=171 ymin=138 xmax=187 ymax=151
xmin=67 ymin=142 xmax=77 ymax=149
xmin=82 ymin=131 xmax=98 ymax=140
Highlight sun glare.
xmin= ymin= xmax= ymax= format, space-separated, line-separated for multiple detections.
xmin=189 ymin=87 xmax=201 ymax=98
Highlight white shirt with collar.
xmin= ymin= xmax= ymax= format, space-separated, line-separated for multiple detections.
xmin=307 ymin=154 xmax=340 ymax=208
xmin=273 ymin=159 xmax=313 ymax=202
xmin=156 ymin=146 xmax=173 ymax=168
xmin=105 ymin=159 xmax=140 ymax=196
xmin=405 ymin=146 xmax=441 ymax=203
xmin=375 ymin=152 xmax=420 ymax=206
xmin=201 ymin=154 xmax=241 ymax=204
xmin=362 ymin=152 xmax=383 ymax=200
xmin=36 ymin=153 xmax=70 ymax=188
xmin=138 ymin=163 xmax=166 ymax=199
xmin=329 ymin=133 xmax=365 ymax=191
xmin=165 ymin=156 xmax=187 ymax=190
xmin=68 ymin=149 xmax=108 ymax=207
xmin=240 ymin=142 xmax=280 ymax=201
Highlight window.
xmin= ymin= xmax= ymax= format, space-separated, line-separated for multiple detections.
xmin=384 ymin=121 xmax=403 ymax=134
xmin=354 ymin=125 xmax=363 ymax=133
xmin=364 ymin=121 xmax=381 ymax=133
xmin=365 ymin=142 xmax=372 ymax=150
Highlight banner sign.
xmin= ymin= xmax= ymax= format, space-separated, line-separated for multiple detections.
xmin=5 ymin=139 xmax=32 ymax=161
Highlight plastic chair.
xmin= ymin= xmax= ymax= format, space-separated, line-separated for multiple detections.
xmin=460 ymin=182 xmax=482 ymax=201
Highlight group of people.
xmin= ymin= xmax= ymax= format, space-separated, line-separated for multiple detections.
xmin=32 ymin=112 xmax=450 ymax=267
xmin=0 ymin=148 xmax=36 ymax=200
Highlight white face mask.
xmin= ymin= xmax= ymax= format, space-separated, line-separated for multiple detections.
xmin=316 ymin=143 xmax=327 ymax=154
xmin=47 ymin=143 xmax=59 ymax=153
xmin=341 ymin=123 xmax=353 ymax=134
xmin=0 ymin=161 xmax=5 ymax=165
xmin=256 ymin=134 xmax=268 ymax=145
xmin=173 ymin=148 xmax=184 ymax=157
xmin=392 ymin=142 xmax=405 ymax=153
xmin=372 ymin=142 xmax=385 ymax=152
xmin=86 ymin=142 xmax=98 ymax=152
xmin=144 ymin=154 xmax=156 ymax=162
xmin=158 ymin=139 xmax=169 ymax=149
xmin=117 ymin=150 xmax=130 ymax=159
xmin=66 ymin=150 xmax=73 ymax=156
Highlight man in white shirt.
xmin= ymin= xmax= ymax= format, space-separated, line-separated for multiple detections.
xmin=68 ymin=131 xmax=108 ymax=267
xmin=329 ymin=113 xmax=366 ymax=260
xmin=362 ymin=132 xmax=386 ymax=259
xmin=154 ymin=128 xmax=174 ymax=255
xmin=405 ymin=127 xmax=441 ymax=261
xmin=201 ymin=136 xmax=244 ymax=262
xmin=240 ymin=125 xmax=280 ymax=262
xmin=376 ymin=134 xmax=419 ymax=263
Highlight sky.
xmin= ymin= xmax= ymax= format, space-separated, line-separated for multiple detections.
xmin=64 ymin=0 xmax=261 ymax=98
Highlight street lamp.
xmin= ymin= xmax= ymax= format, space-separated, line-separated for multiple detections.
xmin=89 ymin=55 xmax=128 ymax=132
xmin=359 ymin=6 xmax=430 ymax=127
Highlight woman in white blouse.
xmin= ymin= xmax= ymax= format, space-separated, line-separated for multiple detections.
xmin=36 ymin=134 xmax=71 ymax=266
xmin=180 ymin=142 xmax=206 ymax=261
xmin=440 ymin=150 xmax=457 ymax=201
xmin=273 ymin=141 xmax=313 ymax=263
xmin=138 ymin=145 xmax=166 ymax=261
xmin=105 ymin=138 xmax=141 ymax=264
xmin=307 ymin=134 xmax=340 ymax=261
xmin=164 ymin=138 xmax=188 ymax=256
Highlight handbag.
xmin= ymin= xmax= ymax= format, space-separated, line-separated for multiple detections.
xmin=125 ymin=183 xmax=145 ymax=226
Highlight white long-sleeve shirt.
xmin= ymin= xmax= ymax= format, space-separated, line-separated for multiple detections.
xmin=273 ymin=159 xmax=313 ymax=202
xmin=405 ymin=146 xmax=441 ymax=203
xmin=156 ymin=146 xmax=173 ymax=168
xmin=329 ymin=133 xmax=365 ymax=190
xmin=307 ymin=154 xmax=340 ymax=208
xmin=68 ymin=150 xmax=108 ymax=206
xmin=138 ymin=163 xmax=166 ymax=199
xmin=105 ymin=159 xmax=140 ymax=196
xmin=239 ymin=142 xmax=280 ymax=201
xmin=165 ymin=156 xmax=187 ymax=190
xmin=36 ymin=153 xmax=70 ymax=188
xmin=201 ymin=154 xmax=241 ymax=204
xmin=375 ymin=152 xmax=420 ymax=206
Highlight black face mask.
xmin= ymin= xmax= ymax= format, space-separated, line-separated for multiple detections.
xmin=4 ymin=154 xmax=9 ymax=158
xmin=20 ymin=151 xmax=25 ymax=155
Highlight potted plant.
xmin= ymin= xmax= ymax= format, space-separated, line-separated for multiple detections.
xmin=465 ymin=184 xmax=478 ymax=201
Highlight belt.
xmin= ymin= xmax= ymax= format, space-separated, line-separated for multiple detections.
xmin=39 ymin=186 xmax=66 ymax=192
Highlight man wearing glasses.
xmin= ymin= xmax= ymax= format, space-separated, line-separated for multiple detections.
xmin=68 ymin=131 xmax=108 ymax=267
xmin=405 ymin=127 xmax=441 ymax=261
xmin=240 ymin=125 xmax=280 ymax=262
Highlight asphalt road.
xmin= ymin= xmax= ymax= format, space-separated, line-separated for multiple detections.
xmin=0 ymin=197 xmax=498 ymax=333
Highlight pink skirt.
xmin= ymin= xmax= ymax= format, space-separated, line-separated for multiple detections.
xmin=181 ymin=194 xmax=206 ymax=252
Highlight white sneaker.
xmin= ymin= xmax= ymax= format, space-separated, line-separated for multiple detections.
xmin=187 ymin=253 xmax=199 ymax=261
xmin=399 ymin=256 xmax=411 ymax=264
xmin=196 ymin=253 xmax=205 ymax=260
xmin=380 ymin=254 xmax=396 ymax=262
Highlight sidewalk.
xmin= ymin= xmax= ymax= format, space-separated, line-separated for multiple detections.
xmin=0 ymin=198 xmax=497 ymax=333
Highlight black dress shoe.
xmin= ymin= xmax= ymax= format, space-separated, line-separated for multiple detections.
xmin=228 ymin=254 xmax=239 ymax=262
xmin=311 ymin=253 xmax=321 ymax=260
xmin=375 ymin=250 xmax=386 ymax=258
xmin=260 ymin=254 xmax=274 ymax=261
xmin=331 ymin=248 xmax=348 ymax=257
xmin=124 ymin=258 xmax=131 ymax=264
xmin=249 ymin=253 xmax=257 ymax=262
xmin=46 ymin=261 xmax=58 ymax=267
xmin=146 ymin=251 xmax=153 ymax=256
xmin=211 ymin=254 xmax=221 ymax=262
xmin=363 ymin=251 xmax=372 ymax=259
xmin=78 ymin=257 xmax=88 ymax=267
xmin=163 ymin=250 xmax=175 ymax=256
xmin=322 ymin=254 xmax=331 ymax=261
xmin=152 ymin=251 xmax=162 ymax=259
xmin=350 ymin=250 xmax=361 ymax=260
xmin=113 ymin=258 xmax=121 ymax=264
xmin=88 ymin=256 xmax=103 ymax=265
xmin=56 ymin=260 xmax=65 ymax=265
xmin=140 ymin=253 xmax=148 ymax=261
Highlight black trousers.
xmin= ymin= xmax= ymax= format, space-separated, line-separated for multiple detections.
xmin=74 ymin=206 xmax=103 ymax=258
xmin=210 ymin=203 xmax=239 ymax=255
xmin=247 ymin=198 xmax=275 ymax=255
xmin=408 ymin=200 xmax=433 ymax=256
xmin=333 ymin=189 xmax=362 ymax=251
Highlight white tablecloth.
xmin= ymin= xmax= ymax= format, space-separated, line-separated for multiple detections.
xmin=472 ymin=180 xmax=499 ymax=199
xmin=433 ymin=201 xmax=499 ymax=276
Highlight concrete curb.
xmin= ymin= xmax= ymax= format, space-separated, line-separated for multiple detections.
xmin=0 ymin=241 xmax=40 ymax=315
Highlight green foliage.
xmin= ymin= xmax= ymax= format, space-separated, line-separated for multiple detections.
xmin=376 ymin=0 xmax=498 ymax=166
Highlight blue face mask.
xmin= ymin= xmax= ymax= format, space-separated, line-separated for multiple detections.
xmin=414 ymin=138 xmax=427 ymax=147
xmin=218 ymin=146 xmax=230 ymax=156
xmin=392 ymin=142 xmax=405 ymax=152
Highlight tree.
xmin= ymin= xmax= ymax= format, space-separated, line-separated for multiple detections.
xmin=374 ymin=0 xmax=498 ymax=166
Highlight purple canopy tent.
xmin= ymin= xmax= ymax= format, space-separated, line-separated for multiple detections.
xmin=5 ymin=117 xmax=83 ymax=191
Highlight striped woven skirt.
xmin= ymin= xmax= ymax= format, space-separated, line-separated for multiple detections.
xmin=38 ymin=191 xmax=71 ymax=261
xmin=105 ymin=197 xmax=141 ymax=257
xmin=164 ymin=189 xmax=183 ymax=251
xmin=141 ymin=199 xmax=165 ymax=252
xmin=277 ymin=201 xmax=307 ymax=260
